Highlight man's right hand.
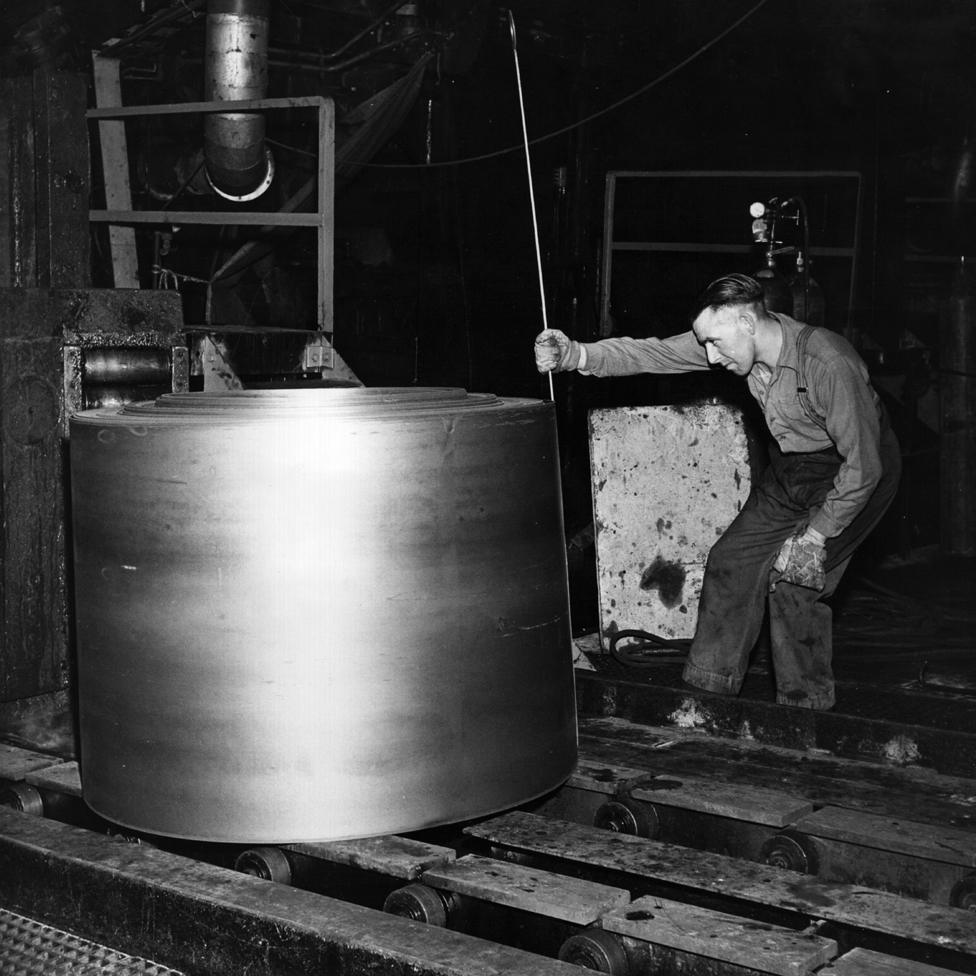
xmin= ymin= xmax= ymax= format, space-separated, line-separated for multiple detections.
xmin=534 ymin=329 xmax=581 ymax=373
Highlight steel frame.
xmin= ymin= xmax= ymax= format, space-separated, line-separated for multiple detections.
xmin=599 ymin=169 xmax=862 ymax=340
xmin=86 ymin=95 xmax=335 ymax=332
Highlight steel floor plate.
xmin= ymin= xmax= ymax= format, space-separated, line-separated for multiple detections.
xmin=0 ymin=908 xmax=184 ymax=976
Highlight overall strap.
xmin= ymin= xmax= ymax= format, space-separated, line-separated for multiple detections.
xmin=795 ymin=325 xmax=826 ymax=429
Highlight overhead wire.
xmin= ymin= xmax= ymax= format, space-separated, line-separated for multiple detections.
xmin=356 ymin=0 xmax=772 ymax=170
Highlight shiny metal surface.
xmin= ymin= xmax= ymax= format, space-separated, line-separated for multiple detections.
xmin=204 ymin=0 xmax=273 ymax=201
xmin=70 ymin=387 xmax=577 ymax=843
xmin=82 ymin=349 xmax=172 ymax=386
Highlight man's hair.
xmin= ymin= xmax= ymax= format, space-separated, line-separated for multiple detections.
xmin=692 ymin=273 xmax=765 ymax=319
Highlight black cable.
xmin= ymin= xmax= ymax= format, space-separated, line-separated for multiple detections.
xmin=161 ymin=158 xmax=206 ymax=213
xmin=609 ymin=629 xmax=691 ymax=669
xmin=355 ymin=0 xmax=772 ymax=170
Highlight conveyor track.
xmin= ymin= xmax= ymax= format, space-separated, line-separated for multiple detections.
xmin=3 ymin=717 xmax=976 ymax=975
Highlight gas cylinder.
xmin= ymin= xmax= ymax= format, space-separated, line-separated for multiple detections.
xmin=788 ymin=252 xmax=826 ymax=328
xmin=753 ymin=265 xmax=793 ymax=316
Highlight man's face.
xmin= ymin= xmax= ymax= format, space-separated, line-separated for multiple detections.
xmin=692 ymin=306 xmax=756 ymax=376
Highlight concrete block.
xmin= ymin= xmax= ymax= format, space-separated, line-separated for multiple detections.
xmin=589 ymin=402 xmax=752 ymax=645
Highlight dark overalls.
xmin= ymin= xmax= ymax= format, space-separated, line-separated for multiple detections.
xmin=682 ymin=328 xmax=902 ymax=710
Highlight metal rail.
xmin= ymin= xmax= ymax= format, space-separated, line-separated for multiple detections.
xmin=86 ymin=95 xmax=335 ymax=332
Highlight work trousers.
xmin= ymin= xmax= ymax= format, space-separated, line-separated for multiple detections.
xmin=682 ymin=426 xmax=901 ymax=710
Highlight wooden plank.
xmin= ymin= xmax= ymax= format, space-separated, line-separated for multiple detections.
xmin=285 ymin=835 xmax=456 ymax=881
xmin=422 ymin=854 xmax=630 ymax=926
xmin=631 ymin=776 xmax=812 ymax=827
xmin=794 ymin=806 xmax=976 ymax=867
xmin=0 ymin=80 xmax=17 ymax=285
xmin=92 ymin=54 xmax=140 ymax=288
xmin=0 ymin=744 xmax=62 ymax=781
xmin=32 ymin=70 xmax=90 ymax=287
xmin=572 ymin=756 xmax=813 ymax=826
xmin=819 ymin=946 xmax=965 ymax=976
xmin=602 ymin=894 xmax=837 ymax=976
xmin=316 ymin=96 xmax=334 ymax=333
xmin=463 ymin=812 xmax=976 ymax=956
xmin=578 ymin=717 xmax=976 ymax=832
xmin=0 ymin=335 xmax=70 ymax=701
xmin=576 ymin=669 xmax=976 ymax=781
xmin=24 ymin=760 xmax=82 ymax=797
xmin=6 ymin=76 xmax=36 ymax=286
xmin=571 ymin=757 xmax=655 ymax=795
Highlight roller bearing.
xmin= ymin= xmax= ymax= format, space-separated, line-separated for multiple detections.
xmin=593 ymin=799 xmax=658 ymax=838
xmin=950 ymin=874 xmax=976 ymax=911
xmin=760 ymin=831 xmax=815 ymax=874
xmin=0 ymin=782 xmax=44 ymax=816
xmin=558 ymin=928 xmax=630 ymax=974
xmin=234 ymin=846 xmax=293 ymax=885
xmin=383 ymin=883 xmax=451 ymax=927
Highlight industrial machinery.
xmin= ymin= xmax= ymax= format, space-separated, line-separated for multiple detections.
xmin=2 ymin=7 xmax=975 ymax=975
xmin=61 ymin=291 xmax=190 ymax=415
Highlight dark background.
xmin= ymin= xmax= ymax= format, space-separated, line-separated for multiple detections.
xmin=2 ymin=0 xmax=971 ymax=571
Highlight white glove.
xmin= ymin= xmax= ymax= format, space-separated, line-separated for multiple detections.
xmin=534 ymin=329 xmax=581 ymax=373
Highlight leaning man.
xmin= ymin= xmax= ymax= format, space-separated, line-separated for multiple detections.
xmin=535 ymin=273 xmax=901 ymax=710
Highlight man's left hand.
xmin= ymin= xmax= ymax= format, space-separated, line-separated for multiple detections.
xmin=771 ymin=526 xmax=827 ymax=591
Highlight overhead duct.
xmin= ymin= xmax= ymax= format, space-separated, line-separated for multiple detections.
xmin=204 ymin=0 xmax=274 ymax=202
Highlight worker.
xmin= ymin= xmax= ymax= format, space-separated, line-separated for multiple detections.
xmin=534 ymin=273 xmax=901 ymax=710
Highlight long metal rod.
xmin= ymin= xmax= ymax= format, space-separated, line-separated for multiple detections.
xmin=508 ymin=11 xmax=554 ymax=401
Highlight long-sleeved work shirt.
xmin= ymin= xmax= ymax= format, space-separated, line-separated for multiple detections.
xmin=576 ymin=313 xmax=886 ymax=539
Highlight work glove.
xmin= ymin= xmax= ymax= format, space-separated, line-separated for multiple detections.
xmin=770 ymin=525 xmax=827 ymax=592
xmin=534 ymin=329 xmax=581 ymax=373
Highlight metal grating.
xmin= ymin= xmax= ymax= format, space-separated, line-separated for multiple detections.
xmin=0 ymin=908 xmax=184 ymax=976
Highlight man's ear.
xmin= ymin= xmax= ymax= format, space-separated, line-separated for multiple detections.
xmin=738 ymin=310 xmax=756 ymax=334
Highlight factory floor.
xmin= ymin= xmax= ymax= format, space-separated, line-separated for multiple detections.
xmin=1 ymin=549 xmax=974 ymax=975
xmin=574 ymin=546 xmax=976 ymax=778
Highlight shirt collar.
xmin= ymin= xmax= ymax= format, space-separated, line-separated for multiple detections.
xmin=770 ymin=312 xmax=804 ymax=373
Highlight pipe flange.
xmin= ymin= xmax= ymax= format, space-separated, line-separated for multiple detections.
xmin=206 ymin=146 xmax=275 ymax=203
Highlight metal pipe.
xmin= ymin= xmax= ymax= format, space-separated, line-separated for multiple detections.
xmin=82 ymin=349 xmax=173 ymax=386
xmin=204 ymin=0 xmax=274 ymax=202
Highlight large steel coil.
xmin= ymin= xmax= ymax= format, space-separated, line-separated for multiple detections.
xmin=69 ymin=387 xmax=577 ymax=842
